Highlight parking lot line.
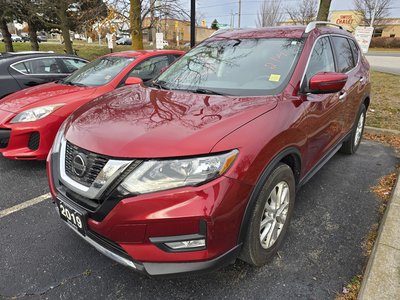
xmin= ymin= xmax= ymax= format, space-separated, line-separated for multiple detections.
xmin=0 ymin=193 xmax=51 ymax=219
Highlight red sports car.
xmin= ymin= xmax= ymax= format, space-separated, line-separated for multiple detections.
xmin=0 ymin=50 xmax=184 ymax=160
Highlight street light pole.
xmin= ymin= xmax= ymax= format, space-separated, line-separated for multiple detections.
xmin=190 ymin=0 xmax=195 ymax=47
xmin=238 ymin=0 xmax=241 ymax=29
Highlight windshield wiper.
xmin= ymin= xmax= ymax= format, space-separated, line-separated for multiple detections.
xmin=70 ymin=82 xmax=87 ymax=87
xmin=191 ymin=88 xmax=227 ymax=96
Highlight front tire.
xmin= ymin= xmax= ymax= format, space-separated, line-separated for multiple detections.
xmin=240 ymin=163 xmax=295 ymax=266
xmin=340 ymin=104 xmax=366 ymax=154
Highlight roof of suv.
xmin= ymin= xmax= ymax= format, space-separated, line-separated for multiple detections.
xmin=209 ymin=24 xmax=353 ymax=40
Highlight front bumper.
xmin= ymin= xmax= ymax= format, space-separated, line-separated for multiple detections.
xmin=0 ymin=110 xmax=65 ymax=160
xmin=64 ymin=217 xmax=241 ymax=277
xmin=48 ymin=149 xmax=253 ymax=276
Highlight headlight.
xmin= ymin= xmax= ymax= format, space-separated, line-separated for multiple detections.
xmin=120 ymin=150 xmax=239 ymax=194
xmin=10 ymin=104 xmax=64 ymax=123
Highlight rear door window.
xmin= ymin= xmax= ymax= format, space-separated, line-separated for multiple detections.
xmin=11 ymin=58 xmax=63 ymax=75
xmin=331 ymin=36 xmax=355 ymax=73
xmin=305 ymin=37 xmax=335 ymax=80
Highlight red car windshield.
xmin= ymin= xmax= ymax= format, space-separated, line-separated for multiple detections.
xmin=62 ymin=56 xmax=135 ymax=87
xmin=155 ymin=38 xmax=304 ymax=96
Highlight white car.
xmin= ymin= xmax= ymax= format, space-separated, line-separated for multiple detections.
xmin=11 ymin=34 xmax=23 ymax=42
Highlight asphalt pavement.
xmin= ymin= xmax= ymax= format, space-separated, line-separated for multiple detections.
xmin=365 ymin=52 xmax=400 ymax=75
xmin=0 ymin=140 xmax=398 ymax=299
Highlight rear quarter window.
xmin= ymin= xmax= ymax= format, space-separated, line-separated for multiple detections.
xmin=331 ymin=36 xmax=355 ymax=73
xmin=348 ymin=39 xmax=359 ymax=65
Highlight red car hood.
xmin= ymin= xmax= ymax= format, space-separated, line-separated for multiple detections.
xmin=66 ymin=85 xmax=279 ymax=158
xmin=0 ymin=82 xmax=97 ymax=113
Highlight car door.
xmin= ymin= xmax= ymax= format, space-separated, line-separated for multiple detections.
xmin=301 ymin=36 xmax=346 ymax=171
xmin=8 ymin=57 xmax=68 ymax=88
xmin=331 ymin=36 xmax=365 ymax=132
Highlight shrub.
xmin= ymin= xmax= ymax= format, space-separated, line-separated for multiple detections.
xmin=369 ymin=37 xmax=400 ymax=48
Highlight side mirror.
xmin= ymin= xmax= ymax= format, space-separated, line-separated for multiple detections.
xmin=125 ymin=77 xmax=143 ymax=86
xmin=308 ymin=72 xmax=348 ymax=94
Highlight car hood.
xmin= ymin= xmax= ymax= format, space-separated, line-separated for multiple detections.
xmin=0 ymin=82 xmax=97 ymax=113
xmin=66 ymin=85 xmax=279 ymax=158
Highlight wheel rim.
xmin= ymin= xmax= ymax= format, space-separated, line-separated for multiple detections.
xmin=259 ymin=181 xmax=290 ymax=249
xmin=354 ymin=112 xmax=365 ymax=147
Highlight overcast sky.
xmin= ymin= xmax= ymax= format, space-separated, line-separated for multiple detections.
xmin=185 ymin=0 xmax=400 ymax=28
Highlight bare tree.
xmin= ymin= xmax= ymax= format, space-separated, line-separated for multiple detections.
xmin=105 ymin=0 xmax=189 ymax=49
xmin=256 ymin=0 xmax=284 ymax=27
xmin=353 ymin=0 xmax=392 ymax=26
xmin=286 ymin=0 xmax=318 ymax=25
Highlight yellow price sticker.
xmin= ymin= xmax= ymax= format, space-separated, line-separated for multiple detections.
xmin=269 ymin=74 xmax=281 ymax=82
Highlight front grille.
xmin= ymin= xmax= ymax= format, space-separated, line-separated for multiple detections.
xmin=0 ymin=129 xmax=11 ymax=149
xmin=65 ymin=141 xmax=109 ymax=187
xmin=28 ymin=132 xmax=40 ymax=150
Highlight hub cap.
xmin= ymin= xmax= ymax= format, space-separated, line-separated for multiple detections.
xmin=354 ymin=112 xmax=365 ymax=147
xmin=259 ymin=181 xmax=290 ymax=249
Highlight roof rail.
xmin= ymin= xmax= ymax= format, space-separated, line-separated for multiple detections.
xmin=304 ymin=21 xmax=344 ymax=33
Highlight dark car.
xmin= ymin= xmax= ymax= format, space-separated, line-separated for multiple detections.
xmin=22 ymin=35 xmax=48 ymax=43
xmin=47 ymin=22 xmax=370 ymax=277
xmin=0 ymin=52 xmax=88 ymax=99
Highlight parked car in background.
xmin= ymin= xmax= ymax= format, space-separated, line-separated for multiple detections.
xmin=37 ymin=35 xmax=48 ymax=42
xmin=21 ymin=35 xmax=48 ymax=43
xmin=0 ymin=52 xmax=88 ymax=99
xmin=21 ymin=35 xmax=30 ymax=42
xmin=46 ymin=22 xmax=370 ymax=276
xmin=0 ymin=50 xmax=184 ymax=160
xmin=11 ymin=34 xmax=23 ymax=42
xmin=116 ymin=37 xmax=132 ymax=45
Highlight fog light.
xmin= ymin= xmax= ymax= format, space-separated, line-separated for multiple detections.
xmin=165 ymin=239 xmax=206 ymax=250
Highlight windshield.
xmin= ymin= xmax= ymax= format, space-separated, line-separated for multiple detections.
xmin=62 ymin=56 xmax=135 ymax=87
xmin=155 ymin=38 xmax=304 ymax=96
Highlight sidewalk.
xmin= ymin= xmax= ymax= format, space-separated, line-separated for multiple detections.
xmin=358 ymin=168 xmax=400 ymax=299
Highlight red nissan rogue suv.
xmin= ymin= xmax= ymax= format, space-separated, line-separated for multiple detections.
xmin=47 ymin=22 xmax=371 ymax=276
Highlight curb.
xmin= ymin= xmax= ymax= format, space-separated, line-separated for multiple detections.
xmin=364 ymin=126 xmax=400 ymax=136
xmin=358 ymin=170 xmax=400 ymax=299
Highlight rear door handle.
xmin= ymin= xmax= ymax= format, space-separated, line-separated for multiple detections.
xmin=339 ymin=91 xmax=347 ymax=100
xmin=360 ymin=76 xmax=365 ymax=82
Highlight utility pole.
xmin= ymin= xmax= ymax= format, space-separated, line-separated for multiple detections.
xmin=190 ymin=0 xmax=195 ymax=48
xmin=238 ymin=0 xmax=241 ymax=29
xmin=151 ymin=0 xmax=156 ymax=49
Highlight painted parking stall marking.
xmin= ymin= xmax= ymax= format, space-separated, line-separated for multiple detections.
xmin=0 ymin=193 xmax=51 ymax=219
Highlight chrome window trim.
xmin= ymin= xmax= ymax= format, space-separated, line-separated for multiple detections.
xmin=9 ymin=56 xmax=87 ymax=76
xmin=59 ymin=137 xmax=133 ymax=199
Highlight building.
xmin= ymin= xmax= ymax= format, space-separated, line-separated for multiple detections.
xmin=143 ymin=18 xmax=217 ymax=45
xmin=329 ymin=10 xmax=400 ymax=37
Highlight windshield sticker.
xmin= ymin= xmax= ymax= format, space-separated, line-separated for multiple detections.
xmin=269 ymin=74 xmax=281 ymax=82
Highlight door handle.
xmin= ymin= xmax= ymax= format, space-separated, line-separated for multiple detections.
xmin=339 ymin=91 xmax=347 ymax=101
xmin=359 ymin=76 xmax=365 ymax=82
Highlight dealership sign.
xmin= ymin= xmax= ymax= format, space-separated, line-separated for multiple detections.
xmin=354 ymin=26 xmax=374 ymax=53
xmin=336 ymin=15 xmax=354 ymax=25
